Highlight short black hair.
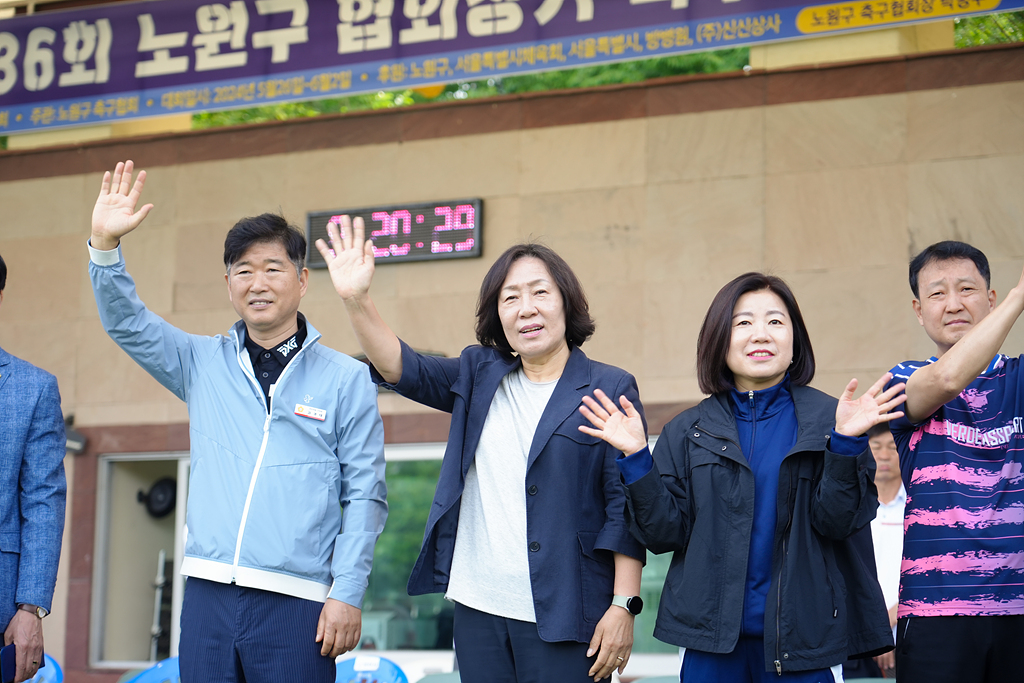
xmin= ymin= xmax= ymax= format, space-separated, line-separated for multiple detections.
xmin=223 ymin=214 xmax=306 ymax=276
xmin=867 ymin=422 xmax=892 ymax=439
xmin=475 ymin=243 xmax=595 ymax=353
xmin=909 ymin=241 xmax=990 ymax=299
xmin=696 ymin=272 xmax=815 ymax=395
xmin=0 ymin=252 xmax=6 ymax=292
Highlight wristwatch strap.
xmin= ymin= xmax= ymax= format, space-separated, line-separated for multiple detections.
xmin=611 ymin=594 xmax=642 ymax=615
xmin=17 ymin=603 xmax=48 ymax=618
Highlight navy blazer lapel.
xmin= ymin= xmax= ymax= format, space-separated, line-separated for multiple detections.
xmin=0 ymin=346 xmax=11 ymax=395
xmin=526 ymin=346 xmax=590 ymax=471
xmin=462 ymin=353 xmax=519 ymax=477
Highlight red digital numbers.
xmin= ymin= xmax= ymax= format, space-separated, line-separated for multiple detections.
xmin=431 ymin=204 xmax=475 ymax=253
xmin=317 ymin=201 xmax=479 ymax=265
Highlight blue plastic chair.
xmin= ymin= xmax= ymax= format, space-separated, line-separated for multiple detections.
xmin=336 ymin=655 xmax=408 ymax=683
xmin=27 ymin=654 xmax=62 ymax=683
xmin=123 ymin=656 xmax=179 ymax=683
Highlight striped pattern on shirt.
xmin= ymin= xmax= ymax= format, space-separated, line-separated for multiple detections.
xmin=888 ymin=355 xmax=1024 ymax=618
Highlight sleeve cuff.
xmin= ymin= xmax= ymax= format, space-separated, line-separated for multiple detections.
xmin=328 ymin=578 xmax=365 ymax=609
xmin=829 ymin=429 xmax=868 ymax=456
xmin=617 ymin=445 xmax=654 ymax=485
xmin=88 ymin=239 xmax=122 ymax=266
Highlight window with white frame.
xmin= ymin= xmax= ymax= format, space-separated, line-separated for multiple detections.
xmin=90 ymin=452 xmax=189 ymax=669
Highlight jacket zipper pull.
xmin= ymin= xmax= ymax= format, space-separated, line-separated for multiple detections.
xmin=749 ymin=389 xmax=754 ymax=404
xmin=774 ymin=660 xmax=782 ymax=675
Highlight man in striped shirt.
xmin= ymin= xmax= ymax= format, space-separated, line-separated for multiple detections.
xmin=886 ymin=241 xmax=1024 ymax=683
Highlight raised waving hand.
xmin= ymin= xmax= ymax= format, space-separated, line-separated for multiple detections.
xmin=579 ymin=389 xmax=648 ymax=457
xmin=315 ymin=215 xmax=403 ymax=383
xmin=834 ymin=372 xmax=906 ymax=437
xmin=315 ymin=215 xmax=376 ymax=302
xmin=91 ymin=160 xmax=153 ymax=251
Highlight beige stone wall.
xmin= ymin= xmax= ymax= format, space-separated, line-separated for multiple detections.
xmin=1 ymin=80 xmax=1022 ymax=430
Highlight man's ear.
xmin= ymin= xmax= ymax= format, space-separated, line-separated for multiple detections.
xmin=298 ymin=267 xmax=309 ymax=297
xmin=225 ymin=272 xmax=232 ymax=303
xmin=911 ymin=297 xmax=923 ymax=326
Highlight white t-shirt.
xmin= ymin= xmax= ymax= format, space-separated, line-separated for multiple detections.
xmin=445 ymin=368 xmax=557 ymax=622
xmin=871 ymin=484 xmax=906 ymax=637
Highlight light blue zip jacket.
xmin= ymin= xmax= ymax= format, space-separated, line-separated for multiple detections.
xmin=89 ymin=245 xmax=387 ymax=607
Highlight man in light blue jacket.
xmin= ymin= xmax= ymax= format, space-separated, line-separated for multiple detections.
xmin=89 ymin=161 xmax=387 ymax=683
xmin=1 ymin=253 xmax=67 ymax=683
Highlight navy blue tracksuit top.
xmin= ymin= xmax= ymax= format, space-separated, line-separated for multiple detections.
xmin=730 ymin=379 xmax=798 ymax=636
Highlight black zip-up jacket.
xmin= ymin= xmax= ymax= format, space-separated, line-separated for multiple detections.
xmin=625 ymin=385 xmax=893 ymax=673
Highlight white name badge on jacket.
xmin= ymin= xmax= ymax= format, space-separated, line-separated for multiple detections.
xmin=294 ymin=404 xmax=327 ymax=421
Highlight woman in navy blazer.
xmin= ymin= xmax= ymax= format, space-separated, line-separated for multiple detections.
xmin=317 ymin=218 xmax=646 ymax=683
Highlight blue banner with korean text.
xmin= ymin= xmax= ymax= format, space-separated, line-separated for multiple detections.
xmin=0 ymin=0 xmax=1020 ymax=133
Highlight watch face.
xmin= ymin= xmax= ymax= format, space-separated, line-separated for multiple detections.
xmin=627 ymin=596 xmax=643 ymax=615
xmin=17 ymin=604 xmax=47 ymax=619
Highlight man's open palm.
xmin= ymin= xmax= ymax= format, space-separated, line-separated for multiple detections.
xmin=91 ymin=160 xmax=153 ymax=250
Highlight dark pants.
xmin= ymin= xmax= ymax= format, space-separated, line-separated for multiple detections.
xmin=680 ymin=638 xmax=838 ymax=683
xmin=896 ymin=615 xmax=1024 ymax=683
xmin=452 ymin=602 xmax=609 ymax=683
xmin=179 ymin=577 xmax=336 ymax=683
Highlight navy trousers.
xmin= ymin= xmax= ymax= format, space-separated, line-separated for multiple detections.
xmin=179 ymin=577 xmax=336 ymax=683
xmin=681 ymin=638 xmax=839 ymax=683
xmin=452 ymin=602 xmax=610 ymax=683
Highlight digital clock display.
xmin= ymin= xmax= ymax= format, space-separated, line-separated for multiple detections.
xmin=306 ymin=199 xmax=483 ymax=267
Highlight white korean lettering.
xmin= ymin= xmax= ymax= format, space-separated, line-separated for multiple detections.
xmin=59 ymin=19 xmax=112 ymax=87
xmin=135 ymin=13 xmax=189 ymax=77
xmin=466 ymin=0 xmax=523 ymax=37
xmin=252 ymin=0 xmax=308 ymax=63
xmin=534 ymin=0 xmax=593 ymax=26
xmin=24 ymin=27 xmax=56 ymax=92
xmin=630 ymin=0 xmax=691 ymax=9
xmin=193 ymin=2 xmax=249 ymax=71
xmin=398 ymin=0 xmax=458 ymax=45
xmin=0 ymin=33 xmax=18 ymax=96
xmin=337 ymin=0 xmax=393 ymax=54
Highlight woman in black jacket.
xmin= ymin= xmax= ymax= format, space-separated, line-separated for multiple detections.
xmin=579 ymin=272 xmax=902 ymax=682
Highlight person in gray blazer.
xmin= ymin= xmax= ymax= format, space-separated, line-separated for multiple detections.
xmin=0 ymin=253 xmax=67 ymax=683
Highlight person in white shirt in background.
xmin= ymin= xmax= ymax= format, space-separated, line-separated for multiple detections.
xmin=867 ymin=423 xmax=905 ymax=678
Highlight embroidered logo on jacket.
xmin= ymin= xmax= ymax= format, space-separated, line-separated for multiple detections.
xmin=277 ymin=337 xmax=299 ymax=357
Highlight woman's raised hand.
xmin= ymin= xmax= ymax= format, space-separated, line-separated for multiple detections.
xmin=834 ymin=371 xmax=907 ymax=437
xmin=315 ymin=215 xmax=376 ymax=301
xmin=579 ymin=389 xmax=648 ymax=457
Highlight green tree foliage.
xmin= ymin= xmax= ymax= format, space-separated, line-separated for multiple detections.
xmin=464 ymin=47 xmax=749 ymax=94
xmin=191 ymin=48 xmax=748 ymax=129
xmin=954 ymin=10 xmax=1024 ymax=47
xmin=191 ymin=89 xmax=427 ymax=128
xmin=366 ymin=460 xmax=442 ymax=608
xmin=361 ymin=459 xmax=451 ymax=648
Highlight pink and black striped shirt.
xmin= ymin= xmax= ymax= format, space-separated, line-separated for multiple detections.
xmin=888 ymin=355 xmax=1024 ymax=618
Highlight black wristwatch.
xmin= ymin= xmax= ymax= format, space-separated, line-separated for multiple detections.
xmin=611 ymin=594 xmax=643 ymax=615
